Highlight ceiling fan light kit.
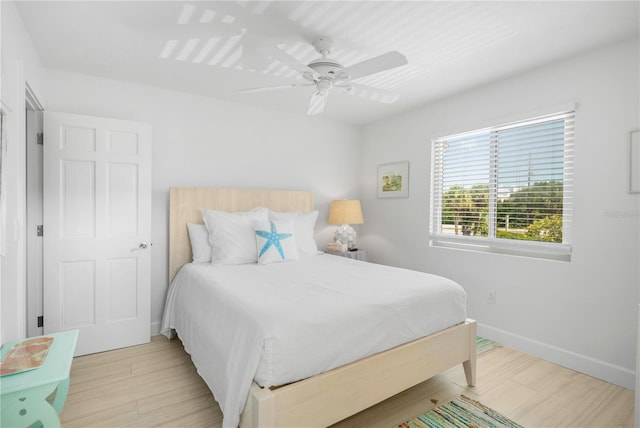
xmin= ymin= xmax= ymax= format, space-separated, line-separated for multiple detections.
xmin=239 ymin=36 xmax=408 ymax=116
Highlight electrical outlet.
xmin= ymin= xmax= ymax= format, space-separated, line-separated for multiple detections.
xmin=487 ymin=290 xmax=497 ymax=304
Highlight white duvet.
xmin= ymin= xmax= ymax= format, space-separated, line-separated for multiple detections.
xmin=161 ymin=255 xmax=466 ymax=428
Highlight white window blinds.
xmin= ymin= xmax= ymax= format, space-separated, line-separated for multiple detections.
xmin=430 ymin=111 xmax=574 ymax=260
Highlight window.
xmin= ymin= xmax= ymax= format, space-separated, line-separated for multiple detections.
xmin=430 ymin=110 xmax=574 ymax=260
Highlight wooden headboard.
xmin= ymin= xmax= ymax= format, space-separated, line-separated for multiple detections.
xmin=169 ymin=187 xmax=314 ymax=283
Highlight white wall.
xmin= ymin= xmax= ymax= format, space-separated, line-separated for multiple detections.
xmin=0 ymin=1 xmax=45 ymax=345
xmin=5 ymin=0 xmax=639 ymax=394
xmin=43 ymin=70 xmax=361 ymax=333
xmin=359 ymin=38 xmax=640 ymax=389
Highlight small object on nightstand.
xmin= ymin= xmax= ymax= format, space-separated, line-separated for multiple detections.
xmin=326 ymin=241 xmax=347 ymax=253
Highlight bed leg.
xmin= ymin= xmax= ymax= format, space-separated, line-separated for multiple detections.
xmin=462 ymin=319 xmax=477 ymax=387
xmin=240 ymin=382 xmax=276 ymax=428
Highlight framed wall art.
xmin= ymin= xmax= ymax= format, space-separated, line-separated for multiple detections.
xmin=377 ymin=161 xmax=409 ymax=198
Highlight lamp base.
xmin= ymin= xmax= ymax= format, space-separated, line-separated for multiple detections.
xmin=334 ymin=224 xmax=357 ymax=250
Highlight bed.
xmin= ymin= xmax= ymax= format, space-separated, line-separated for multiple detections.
xmin=162 ymin=187 xmax=476 ymax=428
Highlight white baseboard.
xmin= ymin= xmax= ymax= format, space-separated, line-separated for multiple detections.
xmin=477 ymin=323 xmax=635 ymax=391
xmin=150 ymin=320 xmax=161 ymax=337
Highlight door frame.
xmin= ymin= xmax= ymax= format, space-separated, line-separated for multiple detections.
xmin=25 ymin=83 xmax=44 ymax=337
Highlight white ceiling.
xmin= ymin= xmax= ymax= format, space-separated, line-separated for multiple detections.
xmin=15 ymin=1 xmax=640 ymax=126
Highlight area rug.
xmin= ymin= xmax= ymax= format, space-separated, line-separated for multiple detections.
xmin=476 ymin=336 xmax=501 ymax=355
xmin=398 ymin=394 xmax=523 ymax=428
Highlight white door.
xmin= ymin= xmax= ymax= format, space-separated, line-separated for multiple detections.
xmin=43 ymin=111 xmax=151 ymax=355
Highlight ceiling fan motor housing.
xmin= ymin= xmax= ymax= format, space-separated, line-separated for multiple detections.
xmin=308 ymin=58 xmax=344 ymax=79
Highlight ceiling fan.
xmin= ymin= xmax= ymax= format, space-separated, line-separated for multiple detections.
xmin=238 ymin=37 xmax=408 ymax=115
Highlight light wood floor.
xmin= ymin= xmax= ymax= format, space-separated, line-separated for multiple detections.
xmin=60 ymin=335 xmax=634 ymax=428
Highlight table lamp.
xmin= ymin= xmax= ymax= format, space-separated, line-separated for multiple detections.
xmin=328 ymin=199 xmax=364 ymax=250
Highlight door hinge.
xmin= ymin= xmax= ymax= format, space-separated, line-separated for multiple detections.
xmin=37 ymin=132 xmax=44 ymax=145
xmin=36 ymin=225 xmax=44 ymax=237
xmin=37 ymin=316 xmax=44 ymax=328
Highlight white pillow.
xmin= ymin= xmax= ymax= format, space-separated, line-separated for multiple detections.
xmin=253 ymin=220 xmax=299 ymax=264
xmin=202 ymin=207 xmax=269 ymax=265
xmin=269 ymin=210 xmax=320 ymax=257
xmin=186 ymin=223 xmax=211 ymax=263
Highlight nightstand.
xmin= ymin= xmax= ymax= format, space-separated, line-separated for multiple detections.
xmin=325 ymin=250 xmax=368 ymax=262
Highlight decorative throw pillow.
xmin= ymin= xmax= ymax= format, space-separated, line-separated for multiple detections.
xmin=202 ymin=207 xmax=269 ymax=265
xmin=186 ymin=223 xmax=211 ymax=263
xmin=254 ymin=220 xmax=299 ymax=264
xmin=269 ymin=210 xmax=320 ymax=257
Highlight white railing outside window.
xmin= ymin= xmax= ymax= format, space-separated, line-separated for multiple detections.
xmin=430 ymin=110 xmax=575 ymax=261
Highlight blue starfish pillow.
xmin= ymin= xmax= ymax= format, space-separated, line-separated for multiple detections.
xmin=253 ymin=220 xmax=299 ymax=264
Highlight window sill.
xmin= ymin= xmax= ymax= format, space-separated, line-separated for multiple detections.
xmin=429 ymin=235 xmax=571 ymax=262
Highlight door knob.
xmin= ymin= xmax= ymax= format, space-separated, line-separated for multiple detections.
xmin=131 ymin=241 xmax=151 ymax=252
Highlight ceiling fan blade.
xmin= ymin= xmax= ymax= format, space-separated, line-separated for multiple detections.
xmin=337 ymin=81 xmax=400 ymax=104
xmin=238 ymin=82 xmax=314 ymax=93
xmin=307 ymin=91 xmax=329 ymax=115
xmin=263 ymin=46 xmax=318 ymax=76
xmin=341 ymin=51 xmax=408 ymax=80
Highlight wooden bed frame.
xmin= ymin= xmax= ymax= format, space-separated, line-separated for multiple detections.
xmin=168 ymin=187 xmax=476 ymax=428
